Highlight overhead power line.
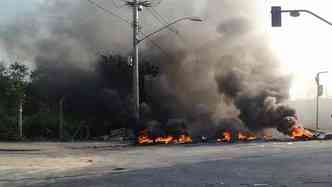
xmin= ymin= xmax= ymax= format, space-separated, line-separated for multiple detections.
xmin=147 ymin=0 xmax=163 ymax=7
xmin=150 ymin=8 xmax=170 ymax=26
xmin=86 ymin=0 xmax=186 ymax=58
xmin=111 ymin=0 xmax=127 ymax=8
xmin=147 ymin=7 xmax=188 ymax=45
xmin=87 ymin=0 xmax=131 ymax=24
xmin=87 ymin=0 xmax=171 ymax=57
xmin=140 ymin=8 xmax=172 ymax=58
xmin=147 ymin=7 xmax=179 ymax=35
xmin=148 ymin=8 xmax=166 ymax=25
xmin=143 ymin=36 xmax=172 ymax=58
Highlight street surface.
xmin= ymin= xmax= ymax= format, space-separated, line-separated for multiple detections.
xmin=1 ymin=140 xmax=332 ymax=187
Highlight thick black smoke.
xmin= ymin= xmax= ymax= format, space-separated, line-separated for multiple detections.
xmin=0 ymin=1 xmax=296 ymax=136
xmin=145 ymin=1 xmax=296 ymax=135
xmin=213 ymin=44 xmax=293 ymax=132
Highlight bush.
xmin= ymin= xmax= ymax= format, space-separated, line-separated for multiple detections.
xmin=0 ymin=115 xmax=19 ymax=140
xmin=23 ymin=112 xmax=58 ymax=140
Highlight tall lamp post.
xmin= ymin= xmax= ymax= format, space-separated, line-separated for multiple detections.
xmin=315 ymin=71 xmax=328 ymax=130
xmin=133 ymin=16 xmax=203 ymax=123
xmin=271 ymin=6 xmax=332 ymax=27
xmin=271 ymin=6 xmax=332 ymax=130
xmin=128 ymin=0 xmax=203 ymax=127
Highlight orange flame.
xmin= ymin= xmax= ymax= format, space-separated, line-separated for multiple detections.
xmin=238 ymin=131 xmax=256 ymax=141
xmin=138 ymin=135 xmax=154 ymax=144
xmin=155 ymin=136 xmax=174 ymax=144
xmin=217 ymin=131 xmax=232 ymax=142
xmin=290 ymin=127 xmax=313 ymax=140
xmin=218 ymin=131 xmax=256 ymax=143
xmin=291 ymin=127 xmax=304 ymax=137
xmin=138 ymin=129 xmax=154 ymax=144
xmin=223 ymin=132 xmax=232 ymax=142
xmin=137 ymin=129 xmax=192 ymax=144
xmin=178 ymin=134 xmax=193 ymax=143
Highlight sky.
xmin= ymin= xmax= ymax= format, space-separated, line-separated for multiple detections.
xmin=0 ymin=0 xmax=42 ymax=64
xmin=0 ymin=0 xmax=41 ymax=23
xmin=260 ymin=1 xmax=332 ymax=100
xmin=1 ymin=0 xmax=332 ymax=101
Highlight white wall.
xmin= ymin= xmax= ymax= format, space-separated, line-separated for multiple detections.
xmin=287 ymin=98 xmax=332 ymax=130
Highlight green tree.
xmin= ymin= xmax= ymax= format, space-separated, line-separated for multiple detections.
xmin=0 ymin=63 xmax=10 ymax=122
xmin=5 ymin=62 xmax=30 ymax=139
xmin=6 ymin=62 xmax=29 ymax=97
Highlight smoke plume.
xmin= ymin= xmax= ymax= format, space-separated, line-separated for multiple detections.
xmin=0 ymin=0 xmax=296 ymax=136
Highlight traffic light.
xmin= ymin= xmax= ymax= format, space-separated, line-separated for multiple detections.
xmin=271 ymin=6 xmax=282 ymax=27
xmin=318 ymin=85 xmax=324 ymax=96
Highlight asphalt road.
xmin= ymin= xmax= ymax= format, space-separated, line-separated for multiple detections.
xmin=2 ymin=140 xmax=332 ymax=187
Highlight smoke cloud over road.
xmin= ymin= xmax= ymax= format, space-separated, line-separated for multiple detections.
xmin=0 ymin=0 xmax=295 ymax=136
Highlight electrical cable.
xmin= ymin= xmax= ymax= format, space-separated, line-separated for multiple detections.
xmin=147 ymin=7 xmax=178 ymax=34
xmin=87 ymin=0 xmax=131 ymax=25
xmin=111 ymin=0 xmax=127 ymax=8
xmin=87 ymin=0 xmax=171 ymax=57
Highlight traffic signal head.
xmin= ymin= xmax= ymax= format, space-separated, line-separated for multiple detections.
xmin=271 ymin=6 xmax=282 ymax=27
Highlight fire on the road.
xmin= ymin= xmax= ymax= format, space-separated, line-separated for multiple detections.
xmin=217 ymin=131 xmax=256 ymax=143
xmin=290 ymin=126 xmax=313 ymax=140
xmin=138 ymin=129 xmax=192 ymax=144
xmin=217 ymin=131 xmax=232 ymax=142
xmin=138 ymin=116 xmax=316 ymax=145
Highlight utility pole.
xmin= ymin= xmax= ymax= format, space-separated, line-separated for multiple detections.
xmin=59 ymin=96 xmax=65 ymax=141
xmin=315 ymin=71 xmax=328 ymax=130
xmin=126 ymin=0 xmax=151 ymax=125
xmin=18 ymin=99 xmax=23 ymax=138
xmin=124 ymin=0 xmax=201 ymax=130
xmin=316 ymin=80 xmax=320 ymax=130
xmin=87 ymin=1 xmax=202 ymax=134
xmin=133 ymin=0 xmax=140 ymax=124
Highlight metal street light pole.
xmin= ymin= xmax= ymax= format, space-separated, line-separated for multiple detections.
xmin=59 ymin=96 xmax=65 ymax=141
xmin=132 ymin=0 xmax=141 ymax=124
xmin=315 ymin=71 xmax=328 ymax=130
xmin=18 ymin=98 xmax=23 ymax=138
xmin=271 ymin=6 xmax=332 ymax=27
xmin=127 ymin=0 xmax=203 ymax=127
xmin=271 ymin=7 xmax=332 ymax=130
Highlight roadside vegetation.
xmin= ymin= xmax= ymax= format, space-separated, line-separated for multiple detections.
xmin=0 ymin=55 xmax=158 ymax=141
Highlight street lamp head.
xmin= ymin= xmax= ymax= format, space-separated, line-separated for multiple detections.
xmin=189 ymin=17 xmax=204 ymax=22
xmin=290 ymin=11 xmax=300 ymax=17
xmin=318 ymin=71 xmax=329 ymax=75
xmin=316 ymin=71 xmax=328 ymax=84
